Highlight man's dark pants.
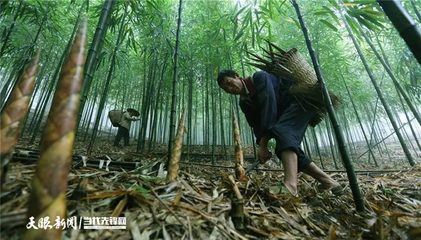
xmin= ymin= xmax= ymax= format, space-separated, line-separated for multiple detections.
xmin=114 ymin=127 xmax=130 ymax=146
xmin=271 ymin=100 xmax=317 ymax=172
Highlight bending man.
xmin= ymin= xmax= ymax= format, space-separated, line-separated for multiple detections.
xmin=217 ymin=70 xmax=342 ymax=196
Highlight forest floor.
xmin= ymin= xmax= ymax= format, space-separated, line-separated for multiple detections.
xmin=1 ymin=136 xmax=420 ymax=240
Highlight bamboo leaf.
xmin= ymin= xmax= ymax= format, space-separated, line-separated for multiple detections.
xmin=260 ymin=5 xmax=270 ymax=15
xmin=361 ymin=8 xmax=386 ymax=17
xmin=342 ymin=3 xmax=358 ymax=7
xmin=242 ymin=10 xmax=251 ymax=27
xmin=321 ymin=6 xmax=340 ymax=25
xmin=322 ymin=6 xmax=335 ymax=14
xmin=345 ymin=15 xmax=362 ymax=40
xmin=110 ymin=194 xmax=128 ymax=218
xmin=356 ymin=15 xmax=376 ymax=31
xmin=233 ymin=18 xmax=238 ymax=38
xmin=285 ymin=18 xmax=300 ymax=29
xmin=123 ymin=184 xmax=149 ymax=198
xmin=234 ymin=5 xmax=248 ymax=19
xmin=351 ymin=0 xmax=376 ymax=4
xmin=359 ymin=13 xmax=386 ymax=28
xmin=146 ymin=0 xmax=159 ymax=12
xmin=84 ymin=190 xmax=126 ymax=199
xmin=328 ymin=0 xmax=340 ymax=10
xmin=314 ymin=10 xmax=331 ymax=16
xmin=320 ymin=19 xmax=339 ymax=32
xmin=234 ymin=28 xmax=245 ymax=41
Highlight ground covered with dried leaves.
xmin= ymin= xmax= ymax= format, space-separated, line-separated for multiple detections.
xmin=1 ymin=140 xmax=420 ymax=240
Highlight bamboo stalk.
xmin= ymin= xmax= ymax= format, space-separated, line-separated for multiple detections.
xmin=292 ymin=0 xmax=364 ymax=212
xmin=0 ymin=50 xmax=40 ymax=187
xmin=232 ymin=108 xmax=248 ymax=182
xmin=23 ymin=19 xmax=87 ymax=240
xmin=166 ymin=108 xmax=186 ymax=184
xmin=168 ymin=0 xmax=183 ymax=164
xmin=377 ymin=0 xmax=421 ymax=64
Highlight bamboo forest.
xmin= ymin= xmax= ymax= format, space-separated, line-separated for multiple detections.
xmin=1 ymin=0 xmax=421 ymax=239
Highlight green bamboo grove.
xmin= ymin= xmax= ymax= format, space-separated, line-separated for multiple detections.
xmin=1 ymin=0 xmax=420 ymax=171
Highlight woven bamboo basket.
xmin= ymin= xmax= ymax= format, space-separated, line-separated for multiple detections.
xmin=279 ymin=48 xmax=318 ymax=85
xmin=247 ymin=41 xmax=340 ymax=126
xmin=108 ymin=110 xmax=123 ymax=127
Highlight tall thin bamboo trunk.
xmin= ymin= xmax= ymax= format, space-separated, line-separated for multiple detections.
xmin=82 ymin=75 xmax=102 ymax=141
xmin=397 ymin=90 xmax=421 ymax=152
xmin=162 ymin=98 xmax=170 ymax=144
xmin=149 ymin=55 xmax=168 ymax=152
xmin=341 ymin=11 xmax=415 ymax=166
xmin=87 ymin=2 xmax=128 ymax=155
xmin=136 ymin=51 xmax=148 ymax=152
xmin=205 ymin=63 xmax=210 ymax=150
xmin=187 ymin=62 xmax=194 ymax=158
xmin=140 ymin=52 xmax=158 ymax=151
xmin=219 ymin=88 xmax=227 ymax=160
xmin=311 ymin=128 xmax=324 ymax=169
xmin=292 ymin=0 xmax=364 ymax=211
xmin=78 ymin=0 xmax=114 ymax=128
xmin=211 ymin=72 xmax=217 ymax=165
xmin=303 ymin=135 xmax=312 ymax=160
xmin=359 ymin=26 xmax=421 ymax=127
xmin=1 ymin=50 xmax=40 ymax=186
xmin=325 ymin=121 xmax=339 ymax=169
xmin=377 ymin=0 xmax=421 ymax=64
xmin=168 ymin=0 xmax=183 ymax=165
xmin=240 ymin=50 xmax=257 ymax=157
xmin=390 ymin=100 xmax=418 ymax=156
xmin=340 ymin=109 xmax=357 ymax=161
xmin=1 ymin=14 xmax=45 ymax=110
xmin=0 ymin=0 xmax=23 ymax=57
xmin=341 ymin=74 xmax=377 ymax=166
xmin=0 ymin=68 xmax=18 ymax=107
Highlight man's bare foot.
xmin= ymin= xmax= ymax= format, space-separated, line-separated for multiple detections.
xmin=284 ymin=181 xmax=298 ymax=196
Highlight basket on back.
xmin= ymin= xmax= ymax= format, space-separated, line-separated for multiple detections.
xmin=108 ymin=110 xmax=123 ymax=127
xmin=247 ymin=41 xmax=340 ymax=127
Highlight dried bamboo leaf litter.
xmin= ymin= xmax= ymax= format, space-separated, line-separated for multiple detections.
xmin=2 ymin=147 xmax=420 ymax=240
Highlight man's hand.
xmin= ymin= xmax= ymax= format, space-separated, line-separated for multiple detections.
xmin=258 ymin=146 xmax=272 ymax=164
